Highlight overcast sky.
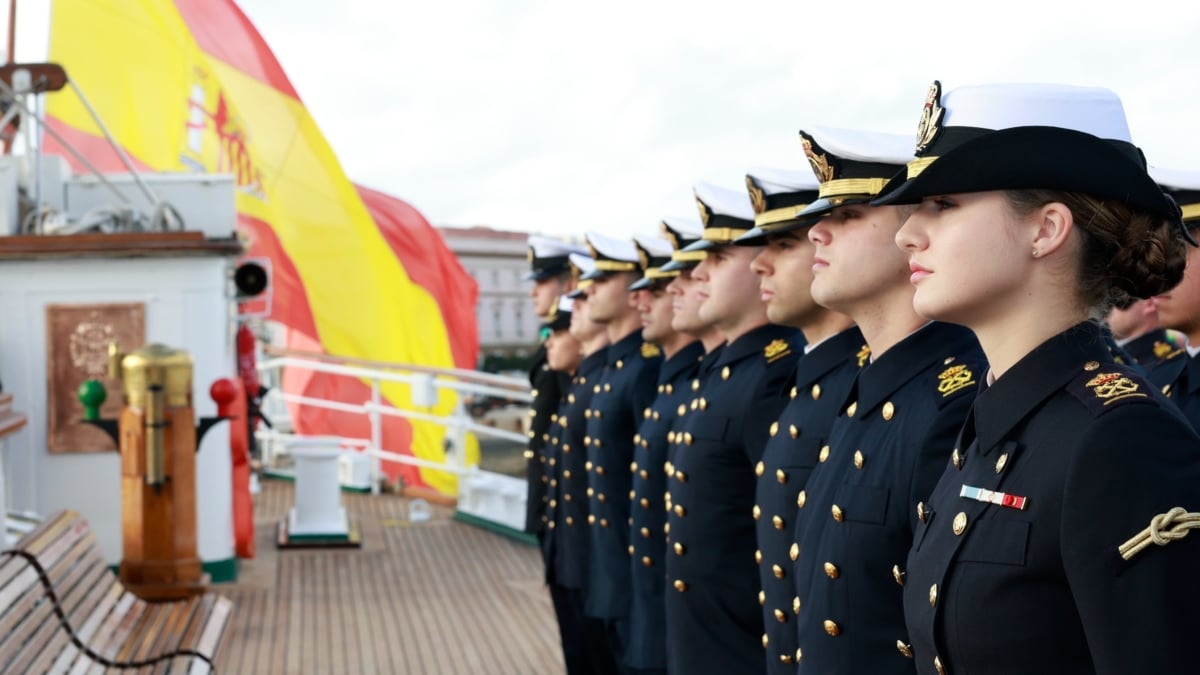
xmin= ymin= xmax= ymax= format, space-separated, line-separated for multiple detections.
xmin=9 ymin=1 xmax=1200 ymax=241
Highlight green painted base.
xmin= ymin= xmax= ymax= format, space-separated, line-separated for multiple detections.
xmin=261 ymin=469 xmax=373 ymax=493
xmin=453 ymin=511 xmax=538 ymax=547
xmin=107 ymin=557 xmax=238 ymax=583
xmin=204 ymin=557 xmax=238 ymax=583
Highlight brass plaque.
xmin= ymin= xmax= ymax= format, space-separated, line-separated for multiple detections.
xmin=46 ymin=303 xmax=145 ymax=453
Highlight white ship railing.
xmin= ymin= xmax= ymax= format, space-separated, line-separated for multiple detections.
xmin=254 ymin=351 xmax=535 ymax=533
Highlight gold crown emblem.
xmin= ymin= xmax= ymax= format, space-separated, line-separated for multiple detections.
xmin=764 ymin=339 xmax=791 ymax=363
xmin=637 ymin=246 xmax=650 ymax=271
xmin=746 ymin=176 xmax=767 ymax=215
xmin=527 ymin=246 xmax=535 ymax=263
xmin=661 ymin=222 xmax=680 ymax=250
xmin=801 ymin=133 xmax=835 ymax=183
xmin=695 ymin=195 xmax=710 ymax=226
xmin=915 ymin=80 xmax=945 ymax=155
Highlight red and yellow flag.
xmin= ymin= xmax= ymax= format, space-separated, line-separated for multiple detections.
xmin=43 ymin=0 xmax=480 ymax=493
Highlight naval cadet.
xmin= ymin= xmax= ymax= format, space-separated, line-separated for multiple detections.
xmin=1148 ymin=168 xmax=1200 ymax=432
xmin=543 ymin=255 xmax=620 ymax=675
xmin=525 ymin=235 xmax=588 ymax=538
xmin=625 ymin=234 xmax=703 ymax=675
xmin=733 ymin=167 xmax=864 ymax=674
xmin=878 ymin=81 xmax=1200 ymax=674
xmin=1106 ymin=297 xmax=1186 ymax=387
xmin=581 ymin=232 xmax=664 ymax=669
xmin=788 ymin=120 xmax=984 ymax=674
xmin=664 ymin=181 xmax=802 ymax=675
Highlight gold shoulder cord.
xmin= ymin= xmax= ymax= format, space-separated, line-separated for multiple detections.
xmin=1118 ymin=507 xmax=1200 ymax=560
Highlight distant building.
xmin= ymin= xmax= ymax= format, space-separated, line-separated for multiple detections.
xmin=438 ymin=226 xmax=542 ymax=370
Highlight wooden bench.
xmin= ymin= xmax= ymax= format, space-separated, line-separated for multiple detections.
xmin=0 ymin=510 xmax=233 ymax=674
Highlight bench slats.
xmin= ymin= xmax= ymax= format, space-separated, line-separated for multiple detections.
xmin=0 ymin=510 xmax=231 ymax=675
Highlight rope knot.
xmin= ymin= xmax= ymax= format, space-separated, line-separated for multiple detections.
xmin=1119 ymin=507 xmax=1200 ymax=561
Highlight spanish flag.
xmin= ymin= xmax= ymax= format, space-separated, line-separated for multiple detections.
xmin=43 ymin=0 xmax=480 ymax=494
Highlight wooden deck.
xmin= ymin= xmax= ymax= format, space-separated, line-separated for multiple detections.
xmin=214 ymin=479 xmax=563 ymax=674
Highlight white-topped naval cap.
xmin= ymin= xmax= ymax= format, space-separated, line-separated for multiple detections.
xmin=803 ymin=126 xmax=914 ymax=166
xmin=694 ymin=181 xmax=755 ymax=221
xmin=746 ymin=167 xmax=822 ymax=195
xmin=1150 ymin=166 xmax=1200 ymax=192
xmin=568 ymin=252 xmax=596 ymax=277
xmin=940 ymin=82 xmax=1132 ymax=142
xmin=632 ymin=235 xmax=675 ymax=260
xmin=662 ymin=215 xmax=704 ymax=240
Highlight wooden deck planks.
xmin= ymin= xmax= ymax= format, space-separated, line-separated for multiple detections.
xmin=215 ymin=480 xmax=563 ymax=674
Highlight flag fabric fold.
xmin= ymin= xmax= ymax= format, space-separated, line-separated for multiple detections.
xmin=43 ymin=0 xmax=479 ymax=493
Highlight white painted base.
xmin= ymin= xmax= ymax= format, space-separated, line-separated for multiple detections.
xmin=287 ymin=505 xmax=349 ymax=537
xmin=456 ymin=470 xmax=526 ymax=532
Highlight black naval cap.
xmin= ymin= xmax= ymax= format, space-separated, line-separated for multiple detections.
xmin=872 ymin=81 xmax=1180 ymax=227
xmin=524 ymin=235 xmax=588 ymax=282
xmin=792 ymin=126 xmax=913 ymax=221
xmin=658 ymin=215 xmax=706 ymax=273
xmin=1151 ymin=167 xmax=1200 ymax=243
xmin=734 ymin=167 xmax=823 ymax=246
xmin=629 ymin=235 xmax=677 ymax=291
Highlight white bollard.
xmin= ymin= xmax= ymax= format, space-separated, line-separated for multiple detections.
xmin=286 ymin=436 xmax=349 ymax=538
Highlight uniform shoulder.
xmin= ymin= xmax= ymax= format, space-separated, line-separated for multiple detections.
xmin=1065 ymin=364 xmax=1160 ymax=418
xmin=929 ymin=354 xmax=985 ymax=409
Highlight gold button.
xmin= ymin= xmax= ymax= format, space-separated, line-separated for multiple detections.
xmin=675 ymin=505 xmax=686 ymax=517
xmin=595 ymin=439 xmax=603 ymax=449
xmin=818 ymin=445 xmax=830 ymax=463
xmin=792 ymin=596 xmax=801 ymax=614
xmin=587 ymin=487 xmax=595 ymax=497
xmin=753 ymin=505 xmax=762 ymax=520
xmin=796 ymin=647 xmax=802 ymax=662
xmin=677 ymin=471 xmax=688 ymax=483
xmin=685 ymin=433 xmax=694 ymax=446
xmin=831 ymin=504 xmax=844 ymax=522
xmin=668 ymin=431 xmax=677 ymax=443
xmin=935 ymin=656 xmax=945 ymax=675
xmin=631 ymin=460 xmax=639 ymax=471
xmin=952 ymin=448 xmax=962 ymax=469
xmin=846 ymin=401 xmax=858 ymax=417
xmin=823 ymin=619 xmax=840 ymax=636
xmin=674 ymin=580 xmax=687 ymax=592
xmin=616 ymin=360 xmax=624 ymax=370
xmin=692 ymin=379 xmax=700 ymax=391
xmin=721 ymin=366 xmax=731 ymax=380
xmin=657 ymin=385 xmax=664 ymax=394
xmin=824 ymin=562 xmax=839 ymax=579
xmin=769 ymin=421 xmax=779 ymax=437
xmin=585 ymin=410 xmax=593 ymax=419
xmin=563 ymin=470 xmax=572 ymax=479
xmin=929 ymin=583 xmax=938 ymax=607
xmin=666 ymin=384 xmax=673 ymax=394
xmin=677 ymin=403 xmax=686 ymax=416
xmin=776 ymin=468 xmax=787 ymax=484
xmin=811 ymin=384 xmax=821 ymax=400
xmin=882 ymin=401 xmax=895 ymax=421
xmin=790 ymin=386 xmax=798 ymax=399
xmin=773 ymin=515 xmax=785 ymax=530
xmin=897 ymin=641 xmax=913 ymax=658
xmin=640 ymin=498 xmax=650 ymax=509
xmin=780 ymin=654 xmax=794 ymax=664
xmin=953 ymin=511 xmax=968 ymax=535
xmin=762 ymin=634 xmax=769 ymax=648
xmin=772 ymin=564 xmax=785 ymax=579
xmin=600 ymin=518 xmax=609 ymax=528
xmin=597 ymin=493 xmax=606 ymax=503
xmin=774 ymin=609 xmax=787 ymax=623
xmin=854 ymin=450 xmax=864 ymax=469
xmin=917 ymin=501 xmax=927 ymax=523
xmin=756 ymin=550 xmax=763 ymax=564
xmin=797 ymin=490 xmax=807 ymax=508
xmin=628 ymin=545 xmax=634 ymax=555
xmin=893 ymin=564 xmax=905 ymax=586
xmin=758 ymin=590 xmax=766 ymax=605
xmin=642 ymin=556 xmax=653 ymax=567
xmin=699 ymin=398 xmax=708 ymax=411
xmin=588 ymin=515 xmax=596 ymax=525
xmin=548 ymin=521 xmax=555 ymax=529
xmin=604 ymin=383 xmax=612 ymax=392
xmin=523 ymin=450 xmax=534 ymax=459
xmin=585 ymin=460 xmax=593 ymax=471
xmin=1084 ymin=361 xmax=1100 ymax=371
xmin=789 ymin=543 xmax=799 ymax=561
xmin=641 ymin=527 xmax=650 ymax=538
xmin=566 ymin=517 xmax=574 ymax=526
xmin=755 ymin=461 xmax=765 ymax=477
xmin=995 ymin=452 xmax=1009 ymax=473
xmin=789 ymin=424 xmax=798 ymax=439
xmin=674 ymin=542 xmax=685 ymax=555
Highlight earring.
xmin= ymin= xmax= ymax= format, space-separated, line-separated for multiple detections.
xmin=1032 ymin=249 xmax=1041 ymax=258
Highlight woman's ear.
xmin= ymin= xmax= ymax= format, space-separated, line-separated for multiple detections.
xmin=1030 ymin=202 xmax=1075 ymax=259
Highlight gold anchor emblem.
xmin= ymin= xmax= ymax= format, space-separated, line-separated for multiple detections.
xmin=1086 ymin=372 xmax=1146 ymax=405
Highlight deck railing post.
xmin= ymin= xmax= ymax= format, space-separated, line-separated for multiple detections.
xmin=369 ymin=378 xmax=383 ymax=496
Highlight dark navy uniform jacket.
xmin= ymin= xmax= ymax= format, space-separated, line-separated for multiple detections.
xmin=665 ymin=323 xmax=803 ymax=675
xmin=626 ymin=340 xmax=705 ymax=670
xmin=1164 ymin=351 xmax=1200 ymax=433
xmin=543 ymin=347 xmax=608 ymax=590
xmin=904 ymin=321 xmax=1200 ymax=675
xmin=792 ymin=322 xmax=983 ymax=674
xmin=666 ymin=344 xmax=725 ymax=472
xmin=528 ymin=343 xmax=571 ymax=534
xmin=584 ymin=330 xmax=662 ymax=620
xmin=1120 ymin=328 xmax=1188 ymax=390
xmin=754 ymin=327 xmax=864 ymax=674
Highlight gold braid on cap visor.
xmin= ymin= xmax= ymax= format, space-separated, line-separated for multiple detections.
xmin=817 ymin=178 xmax=890 ymax=199
xmin=701 ymin=227 xmax=749 ymax=242
xmin=754 ymin=204 xmax=813 ymax=228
